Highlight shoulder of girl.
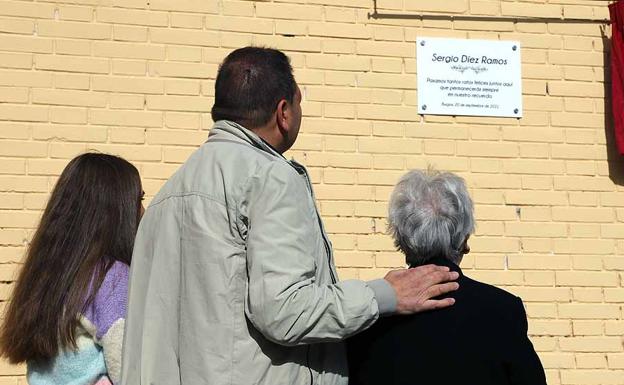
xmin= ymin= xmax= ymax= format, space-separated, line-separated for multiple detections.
xmin=84 ymin=261 xmax=129 ymax=340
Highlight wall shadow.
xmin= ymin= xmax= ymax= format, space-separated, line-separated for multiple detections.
xmin=368 ymin=0 xmax=610 ymax=24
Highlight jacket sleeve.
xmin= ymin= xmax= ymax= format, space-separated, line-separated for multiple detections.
xmin=242 ymin=161 xmax=382 ymax=346
xmin=506 ymin=297 xmax=547 ymax=385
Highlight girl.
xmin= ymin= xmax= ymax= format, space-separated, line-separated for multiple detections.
xmin=0 ymin=153 xmax=144 ymax=385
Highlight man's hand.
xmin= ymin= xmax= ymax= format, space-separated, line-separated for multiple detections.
xmin=384 ymin=265 xmax=459 ymax=314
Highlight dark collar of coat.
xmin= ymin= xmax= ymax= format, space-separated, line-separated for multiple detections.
xmin=411 ymin=257 xmax=463 ymax=277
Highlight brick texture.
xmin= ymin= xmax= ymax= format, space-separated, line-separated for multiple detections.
xmin=0 ymin=1 xmax=621 ymax=383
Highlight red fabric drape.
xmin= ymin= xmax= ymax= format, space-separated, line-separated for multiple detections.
xmin=610 ymin=1 xmax=624 ymax=154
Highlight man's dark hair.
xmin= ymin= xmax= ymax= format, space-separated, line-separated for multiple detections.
xmin=211 ymin=46 xmax=297 ymax=129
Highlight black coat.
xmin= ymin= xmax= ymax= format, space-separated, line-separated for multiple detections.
xmin=347 ymin=258 xmax=547 ymax=385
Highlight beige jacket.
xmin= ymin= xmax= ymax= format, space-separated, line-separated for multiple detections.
xmin=120 ymin=120 xmax=396 ymax=385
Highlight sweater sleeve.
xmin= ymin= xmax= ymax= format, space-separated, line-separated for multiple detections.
xmin=83 ymin=262 xmax=129 ymax=385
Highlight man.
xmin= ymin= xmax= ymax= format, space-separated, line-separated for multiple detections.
xmin=121 ymin=47 xmax=459 ymax=385
xmin=347 ymin=170 xmax=546 ymax=385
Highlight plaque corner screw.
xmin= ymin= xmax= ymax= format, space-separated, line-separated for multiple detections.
xmin=422 ymin=104 xmax=427 ymax=110
xmin=420 ymin=40 xmax=426 ymax=46
xmin=512 ymin=45 xmax=517 ymax=51
xmin=514 ymin=108 xmax=519 ymax=114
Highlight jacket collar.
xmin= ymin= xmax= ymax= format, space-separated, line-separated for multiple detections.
xmin=208 ymin=120 xmax=286 ymax=160
xmin=412 ymin=257 xmax=463 ymax=277
xmin=208 ymin=120 xmax=310 ymax=175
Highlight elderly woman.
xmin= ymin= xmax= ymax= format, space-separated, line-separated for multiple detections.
xmin=347 ymin=170 xmax=546 ymax=385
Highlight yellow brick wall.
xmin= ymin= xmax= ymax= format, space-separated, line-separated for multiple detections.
xmin=0 ymin=0 xmax=622 ymax=383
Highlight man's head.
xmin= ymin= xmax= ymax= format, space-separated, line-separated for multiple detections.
xmin=212 ymin=47 xmax=301 ymax=153
xmin=388 ymin=169 xmax=475 ymax=267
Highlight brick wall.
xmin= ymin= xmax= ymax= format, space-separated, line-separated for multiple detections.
xmin=0 ymin=0 xmax=622 ymax=384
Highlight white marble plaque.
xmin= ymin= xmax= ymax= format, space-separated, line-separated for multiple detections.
xmin=417 ymin=37 xmax=522 ymax=118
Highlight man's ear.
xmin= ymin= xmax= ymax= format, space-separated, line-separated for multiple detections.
xmin=275 ymin=98 xmax=290 ymax=132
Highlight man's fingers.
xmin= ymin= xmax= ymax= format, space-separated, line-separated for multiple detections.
xmin=425 ymin=282 xmax=459 ymax=299
xmin=421 ymin=297 xmax=456 ymax=311
xmin=387 ymin=265 xmax=461 ymax=314
xmin=419 ymin=270 xmax=459 ymax=287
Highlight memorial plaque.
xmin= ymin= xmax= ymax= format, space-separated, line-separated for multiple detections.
xmin=417 ymin=37 xmax=522 ymax=118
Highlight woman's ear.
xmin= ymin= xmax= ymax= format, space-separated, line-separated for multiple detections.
xmin=462 ymin=235 xmax=470 ymax=254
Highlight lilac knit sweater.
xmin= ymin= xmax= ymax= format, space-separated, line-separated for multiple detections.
xmin=27 ymin=261 xmax=129 ymax=385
